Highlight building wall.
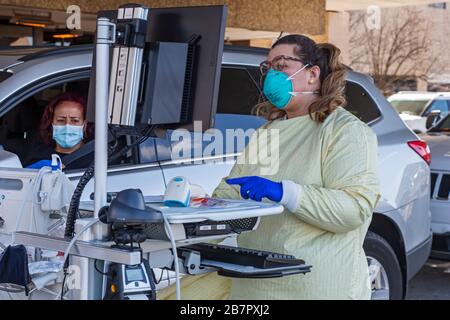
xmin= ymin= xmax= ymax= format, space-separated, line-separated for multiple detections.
xmin=0 ymin=0 xmax=326 ymax=35
xmin=327 ymin=11 xmax=350 ymax=64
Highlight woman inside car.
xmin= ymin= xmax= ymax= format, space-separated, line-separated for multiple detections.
xmin=25 ymin=92 xmax=93 ymax=170
xmin=210 ymin=34 xmax=381 ymax=300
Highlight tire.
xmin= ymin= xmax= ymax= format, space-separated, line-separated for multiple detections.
xmin=364 ymin=231 xmax=403 ymax=300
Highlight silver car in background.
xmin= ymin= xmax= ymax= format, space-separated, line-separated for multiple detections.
xmin=420 ymin=115 xmax=450 ymax=260
xmin=0 ymin=45 xmax=432 ymax=299
xmin=388 ymin=91 xmax=450 ymax=134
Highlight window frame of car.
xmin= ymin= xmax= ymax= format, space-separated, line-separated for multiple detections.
xmin=0 ymin=68 xmax=179 ymax=173
xmin=0 ymin=70 xmax=158 ymax=178
xmin=0 ymin=68 xmax=93 ymax=176
xmin=0 ymin=67 xmax=91 ymax=117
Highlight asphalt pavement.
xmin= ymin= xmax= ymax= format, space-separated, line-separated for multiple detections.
xmin=407 ymin=259 xmax=450 ymax=300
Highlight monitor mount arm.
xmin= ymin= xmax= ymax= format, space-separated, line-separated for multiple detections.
xmin=94 ymin=16 xmax=115 ymax=239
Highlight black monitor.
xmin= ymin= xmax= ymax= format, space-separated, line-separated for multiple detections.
xmin=87 ymin=5 xmax=227 ymax=132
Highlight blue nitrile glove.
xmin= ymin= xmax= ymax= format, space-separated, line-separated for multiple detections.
xmin=26 ymin=159 xmax=52 ymax=169
xmin=226 ymin=176 xmax=283 ymax=202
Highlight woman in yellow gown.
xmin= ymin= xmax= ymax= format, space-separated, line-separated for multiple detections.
xmin=161 ymin=34 xmax=380 ymax=300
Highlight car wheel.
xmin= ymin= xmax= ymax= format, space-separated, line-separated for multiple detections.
xmin=364 ymin=231 xmax=403 ymax=300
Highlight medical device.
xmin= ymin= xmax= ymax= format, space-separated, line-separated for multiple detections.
xmin=0 ymin=149 xmax=22 ymax=169
xmin=0 ymin=165 xmax=72 ymax=238
xmin=103 ymin=259 xmax=156 ymax=300
xmin=87 ymin=5 xmax=226 ymax=131
xmin=63 ymin=5 xmax=229 ymax=300
xmin=163 ymin=177 xmax=191 ymax=207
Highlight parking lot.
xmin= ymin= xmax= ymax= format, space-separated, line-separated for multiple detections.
xmin=1 ymin=0 xmax=450 ymax=302
xmin=408 ymin=259 xmax=450 ymax=300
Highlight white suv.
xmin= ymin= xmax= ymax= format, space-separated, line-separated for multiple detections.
xmin=388 ymin=91 xmax=450 ymax=133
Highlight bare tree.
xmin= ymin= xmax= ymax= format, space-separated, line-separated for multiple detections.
xmin=349 ymin=7 xmax=437 ymax=96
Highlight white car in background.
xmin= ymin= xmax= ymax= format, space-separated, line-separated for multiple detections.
xmin=388 ymin=91 xmax=450 ymax=133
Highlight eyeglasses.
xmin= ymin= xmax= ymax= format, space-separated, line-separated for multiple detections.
xmin=259 ymin=55 xmax=305 ymax=75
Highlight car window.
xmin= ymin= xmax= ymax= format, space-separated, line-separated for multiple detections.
xmin=389 ymin=99 xmax=429 ymax=116
xmin=114 ymin=71 xmax=381 ymax=164
xmin=218 ymin=69 xmax=382 ymax=125
xmin=345 ymin=82 xmax=382 ymax=124
xmin=161 ymin=66 xmax=266 ymax=162
xmin=124 ymin=136 xmax=164 ymax=165
xmin=0 ymin=79 xmax=90 ymax=168
xmin=214 ymin=66 xmax=265 ymax=154
xmin=423 ymin=99 xmax=450 ymax=116
xmin=1 ymin=72 xmax=163 ymax=169
xmin=217 ymin=66 xmax=262 ymax=116
xmin=84 ymin=66 xmax=264 ymax=165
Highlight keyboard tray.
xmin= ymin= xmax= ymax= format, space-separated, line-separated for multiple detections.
xmin=178 ymin=244 xmax=312 ymax=279
xmin=201 ymin=259 xmax=311 ymax=279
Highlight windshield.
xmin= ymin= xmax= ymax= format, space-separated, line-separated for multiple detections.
xmin=389 ymin=99 xmax=429 ymax=116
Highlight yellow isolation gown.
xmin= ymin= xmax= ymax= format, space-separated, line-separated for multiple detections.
xmin=160 ymin=106 xmax=380 ymax=300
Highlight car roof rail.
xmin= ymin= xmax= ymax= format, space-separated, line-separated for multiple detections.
xmin=223 ymin=44 xmax=269 ymax=55
xmin=18 ymin=44 xmax=264 ymax=63
xmin=19 ymin=44 xmax=94 ymax=62
xmin=396 ymin=91 xmax=433 ymax=94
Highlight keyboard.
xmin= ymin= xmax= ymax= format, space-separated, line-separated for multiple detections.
xmin=181 ymin=243 xmax=305 ymax=269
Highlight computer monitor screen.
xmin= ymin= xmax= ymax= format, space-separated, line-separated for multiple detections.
xmin=87 ymin=5 xmax=227 ymax=132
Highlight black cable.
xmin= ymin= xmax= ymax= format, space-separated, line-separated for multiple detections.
xmin=159 ymin=162 xmax=167 ymax=187
xmin=60 ymin=125 xmax=155 ymax=299
xmin=158 ymin=269 xmax=165 ymax=284
xmin=153 ymin=141 xmax=167 ymax=187
xmin=60 ymin=271 xmax=67 ymax=300
xmin=64 ymin=163 xmax=95 ymax=238
xmin=151 ymin=269 xmax=160 ymax=285
xmin=64 ymin=125 xmax=155 ymax=239
xmin=166 ymin=269 xmax=170 ymax=286
xmin=94 ymin=259 xmax=110 ymax=276
xmin=151 ymin=267 xmax=165 ymax=285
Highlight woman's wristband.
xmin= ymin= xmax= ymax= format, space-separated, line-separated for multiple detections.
xmin=280 ymin=180 xmax=302 ymax=212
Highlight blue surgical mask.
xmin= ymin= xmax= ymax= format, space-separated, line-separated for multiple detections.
xmin=52 ymin=124 xmax=84 ymax=149
xmin=263 ymin=64 xmax=319 ymax=109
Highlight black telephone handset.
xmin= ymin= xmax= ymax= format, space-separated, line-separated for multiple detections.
xmin=99 ymin=189 xmax=162 ymax=246
xmin=100 ymin=189 xmax=162 ymax=224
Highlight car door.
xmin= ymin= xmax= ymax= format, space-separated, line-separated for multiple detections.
xmin=159 ymin=65 xmax=266 ymax=195
xmin=0 ymin=68 xmax=167 ymax=201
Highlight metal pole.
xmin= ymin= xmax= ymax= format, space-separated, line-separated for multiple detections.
xmin=94 ymin=18 xmax=115 ymax=240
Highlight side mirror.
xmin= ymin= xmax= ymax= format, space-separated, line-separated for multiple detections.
xmin=426 ymin=110 xmax=442 ymax=130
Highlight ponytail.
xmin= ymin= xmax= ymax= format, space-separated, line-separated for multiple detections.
xmin=308 ymin=43 xmax=347 ymax=122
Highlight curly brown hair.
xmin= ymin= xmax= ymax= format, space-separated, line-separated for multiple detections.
xmin=256 ymin=34 xmax=348 ymax=123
